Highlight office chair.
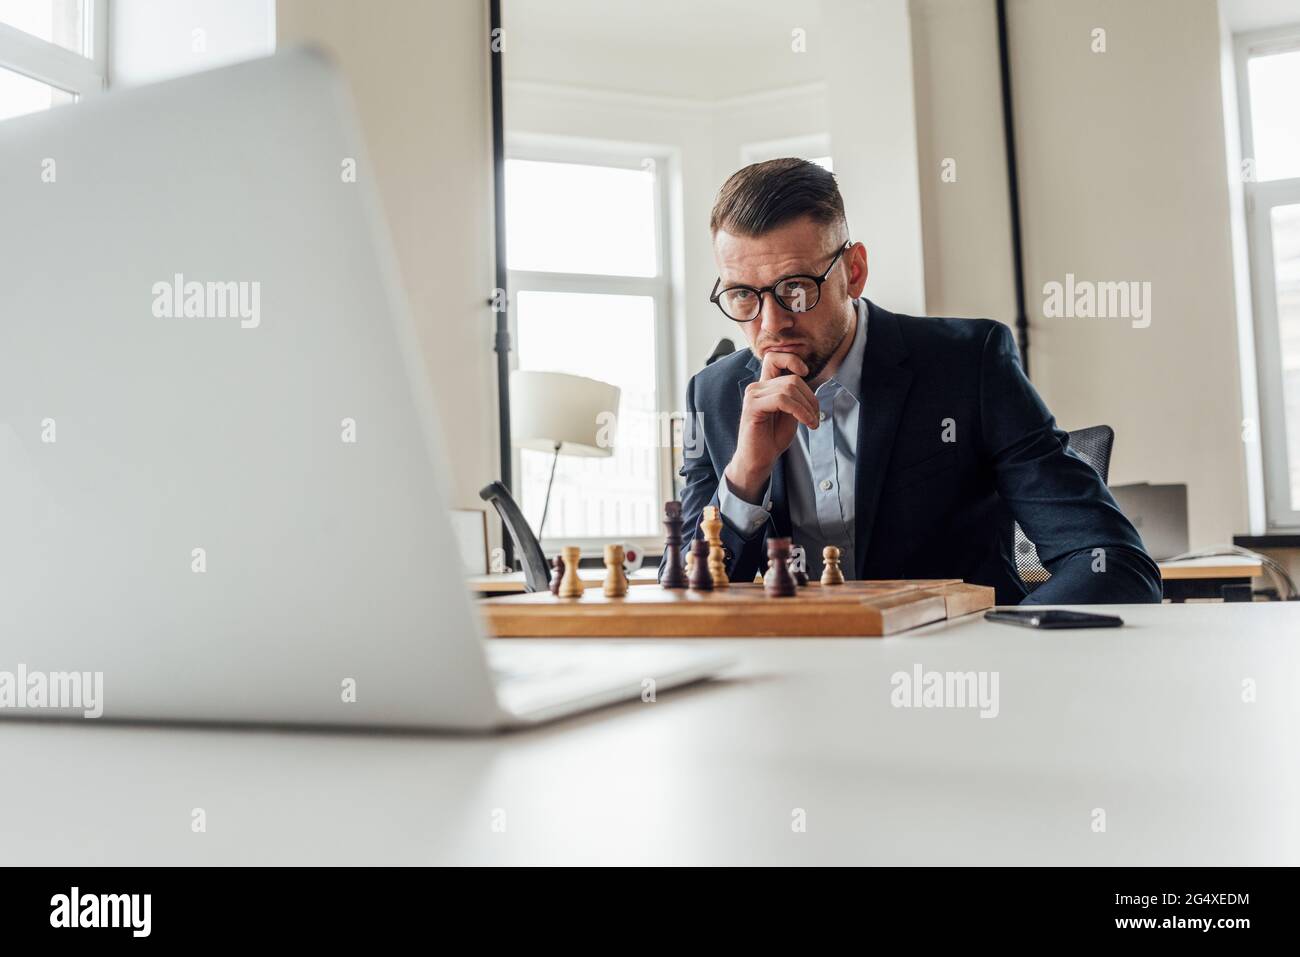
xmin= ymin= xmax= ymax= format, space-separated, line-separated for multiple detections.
xmin=479 ymin=481 xmax=551 ymax=593
xmin=1012 ymin=425 xmax=1114 ymax=592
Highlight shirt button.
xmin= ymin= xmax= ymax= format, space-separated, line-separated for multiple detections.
xmin=818 ymin=410 xmax=827 ymax=422
xmin=820 ymin=479 xmax=833 ymax=491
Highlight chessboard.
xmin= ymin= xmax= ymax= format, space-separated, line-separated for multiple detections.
xmin=481 ymin=579 xmax=995 ymax=638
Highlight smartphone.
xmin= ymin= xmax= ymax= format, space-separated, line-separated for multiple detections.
xmin=984 ymin=609 xmax=1124 ymax=629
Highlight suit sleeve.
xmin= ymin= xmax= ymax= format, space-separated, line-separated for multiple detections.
xmin=659 ymin=372 xmax=765 ymax=584
xmin=978 ymin=322 xmax=1162 ymax=605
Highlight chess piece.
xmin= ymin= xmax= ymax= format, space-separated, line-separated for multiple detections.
xmin=489 ymin=547 xmax=508 ymax=576
xmin=764 ymin=537 xmax=797 ymax=597
xmin=660 ymin=501 xmax=688 ymax=589
xmin=788 ymin=543 xmax=809 ymax=587
xmin=821 ymin=545 xmax=845 ymax=585
xmin=701 ymin=505 xmax=729 ymax=587
xmin=603 ymin=544 xmax=628 ymax=598
xmin=558 ymin=545 xmax=584 ymax=598
xmin=548 ymin=554 xmax=565 ymax=596
xmin=688 ymin=537 xmax=713 ymax=590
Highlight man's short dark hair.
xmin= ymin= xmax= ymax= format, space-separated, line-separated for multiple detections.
xmin=709 ymin=158 xmax=847 ymax=237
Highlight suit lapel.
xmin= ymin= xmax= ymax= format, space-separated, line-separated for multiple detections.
xmin=853 ymin=302 xmax=913 ymax=577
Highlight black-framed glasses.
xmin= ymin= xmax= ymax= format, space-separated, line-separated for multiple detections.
xmin=709 ymin=242 xmax=851 ymax=323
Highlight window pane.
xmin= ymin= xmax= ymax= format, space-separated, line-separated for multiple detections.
xmin=516 ymin=290 xmax=661 ymax=539
xmin=1270 ymin=203 xmax=1300 ymax=509
xmin=1248 ymin=49 xmax=1300 ymax=183
xmin=0 ymin=0 xmax=86 ymax=56
xmin=0 ymin=64 xmax=74 ymax=122
xmin=506 ymin=159 xmax=657 ymax=277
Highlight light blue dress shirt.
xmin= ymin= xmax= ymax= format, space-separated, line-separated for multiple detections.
xmin=719 ymin=297 xmax=868 ymax=578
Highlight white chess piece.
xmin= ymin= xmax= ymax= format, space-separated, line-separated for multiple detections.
xmin=788 ymin=543 xmax=807 ymax=577
xmin=488 ymin=547 xmax=508 ymax=576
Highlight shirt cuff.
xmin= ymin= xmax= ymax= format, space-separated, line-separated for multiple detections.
xmin=718 ymin=475 xmax=772 ymax=539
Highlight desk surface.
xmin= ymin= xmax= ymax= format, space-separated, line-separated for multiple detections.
xmin=2 ymin=602 xmax=1295 ymax=865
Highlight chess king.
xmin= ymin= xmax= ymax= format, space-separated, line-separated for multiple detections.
xmin=661 ymin=158 xmax=1161 ymax=605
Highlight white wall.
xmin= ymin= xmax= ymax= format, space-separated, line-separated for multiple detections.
xmin=109 ymin=0 xmax=274 ymax=87
xmin=911 ymin=0 xmax=1250 ymax=548
xmin=276 ymin=0 xmax=498 ymax=513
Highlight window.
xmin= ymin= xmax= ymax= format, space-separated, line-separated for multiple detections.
xmin=505 ymin=149 xmax=674 ymax=548
xmin=1238 ymin=30 xmax=1300 ymax=528
xmin=0 ymin=0 xmax=105 ymax=121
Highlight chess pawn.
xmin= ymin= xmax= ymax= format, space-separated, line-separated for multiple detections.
xmin=548 ymin=554 xmax=565 ymax=596
xmin=701 ymin=505 xmax=729 ymax=587
xmin=764 ymin=537 xmax=797 ymax=598
xmin=788 ymin=543 xmax=809 ymax=587
xmin=821 ymin=545 xmax=845 ymax=586
xmin=688 ymin=537 xmax=713 ymax=591
xmin=558 ymin=545 xmax=584 ymax=598
xmin=603 ymin=544 xmax=628 ymax=598
xmin=660 ymin=501 xmax=688 ymax=589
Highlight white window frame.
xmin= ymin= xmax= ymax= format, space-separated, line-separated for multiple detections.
xmin=1236 ymin=25 xmax=1300 ymax=530
xmin=0 ymin=0 xmax=108 ymax=103
xmin=505 ymin=134 xmax=677 ymax=556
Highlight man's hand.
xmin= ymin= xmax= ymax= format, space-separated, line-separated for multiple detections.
xmin=724 ymin=352 xmax=820 ymax=502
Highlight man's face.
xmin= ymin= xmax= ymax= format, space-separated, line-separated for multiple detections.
xmin=712 ymin=216 xmax=867 ymax=383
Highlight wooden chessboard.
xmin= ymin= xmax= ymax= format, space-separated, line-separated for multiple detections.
xmin=480 ymin=579 xmax=995 ymax=638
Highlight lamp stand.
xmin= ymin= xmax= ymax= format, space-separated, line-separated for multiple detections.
xmin=538 ymin=441 xmax=561 ymax=540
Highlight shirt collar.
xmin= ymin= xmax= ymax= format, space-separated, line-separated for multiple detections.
xmin=818 ymin=297 xmax=868 ymax=404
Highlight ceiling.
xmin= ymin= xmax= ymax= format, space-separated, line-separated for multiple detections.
xmin=503 ymin=0 xmax=830 ymax=101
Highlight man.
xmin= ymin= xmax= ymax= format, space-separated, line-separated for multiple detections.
xmin=669 ymin=158 xmax=1161 ymax=605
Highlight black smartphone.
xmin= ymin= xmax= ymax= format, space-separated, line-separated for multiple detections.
xmin=984 ymin=609 xmax=1124 ymax=629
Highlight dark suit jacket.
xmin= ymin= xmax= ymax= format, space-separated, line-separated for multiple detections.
xmin=666 ymin=300 xmax=1162 ymax=605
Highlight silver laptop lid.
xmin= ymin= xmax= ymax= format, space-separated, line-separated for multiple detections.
xmin=0 ymin=50 xmax=502 ymax=729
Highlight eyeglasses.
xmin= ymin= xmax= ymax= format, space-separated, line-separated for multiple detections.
xmin=709 ymin=242 xmax=851 ymax=323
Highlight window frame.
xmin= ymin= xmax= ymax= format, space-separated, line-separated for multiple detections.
xmin=1236 ymin=25 xmax=1300 ymax=530
xmin=0 ymin=0 xmax=107 ymax=105
xmin=504 ymin=135 xmax=678 ymax=556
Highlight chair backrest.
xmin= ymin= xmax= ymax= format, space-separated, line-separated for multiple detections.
xmin=1012 ymin=425 xmax=1115 ymax=592
xmin=479 ymin=481 xmax=551 ymax=593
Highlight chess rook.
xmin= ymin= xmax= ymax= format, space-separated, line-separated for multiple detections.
xmin=558 ymin=545 xmax=585 ymax=598
xmin=660 ymin=500 xmax=688 ymax=589
xmin=603 ymin=544 xmax=628 ymax=598
xmin=764 ymin=537 xmax=797 ymax=597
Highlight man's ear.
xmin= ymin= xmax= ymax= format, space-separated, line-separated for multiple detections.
xmin=846 ymin=242 xmax=868 ymax=298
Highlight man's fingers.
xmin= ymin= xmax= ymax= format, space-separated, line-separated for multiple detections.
xmin=759 ymin=351 xmax=810 ymax=381
xmin=749 ymin=390 xmax=819 ymax=429
xmin=749 ymin=376 xmax=819 ymax=425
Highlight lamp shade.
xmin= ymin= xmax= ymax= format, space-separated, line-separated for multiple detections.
xmin=510 ymin=370 xmax=621 ymax=458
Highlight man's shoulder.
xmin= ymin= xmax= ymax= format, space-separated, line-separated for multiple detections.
xmin=881 ymin=305 xmax=1010 ymax=356
xmin=689 ymin=347 xmax=754 ymax=397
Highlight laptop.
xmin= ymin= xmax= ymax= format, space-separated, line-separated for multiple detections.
xmin=0 ymin=49 xmax=731 ymax=731
xmin=1109 ymin=482 xmax=1190 ymax=561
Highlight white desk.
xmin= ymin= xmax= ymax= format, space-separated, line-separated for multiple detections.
xmin=2 ymin=602 xmax=1296 ymax=865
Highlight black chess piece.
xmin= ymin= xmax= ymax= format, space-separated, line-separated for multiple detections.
xmin=548 ymin=554 xmax=565 ymax=596
xmin=688 ymin=537 xmax=713 ymax=591
xmin=764 ymin=537 xmax=797 ymax=597
xmin=661 ymin=501 xmax=688 ymax=589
